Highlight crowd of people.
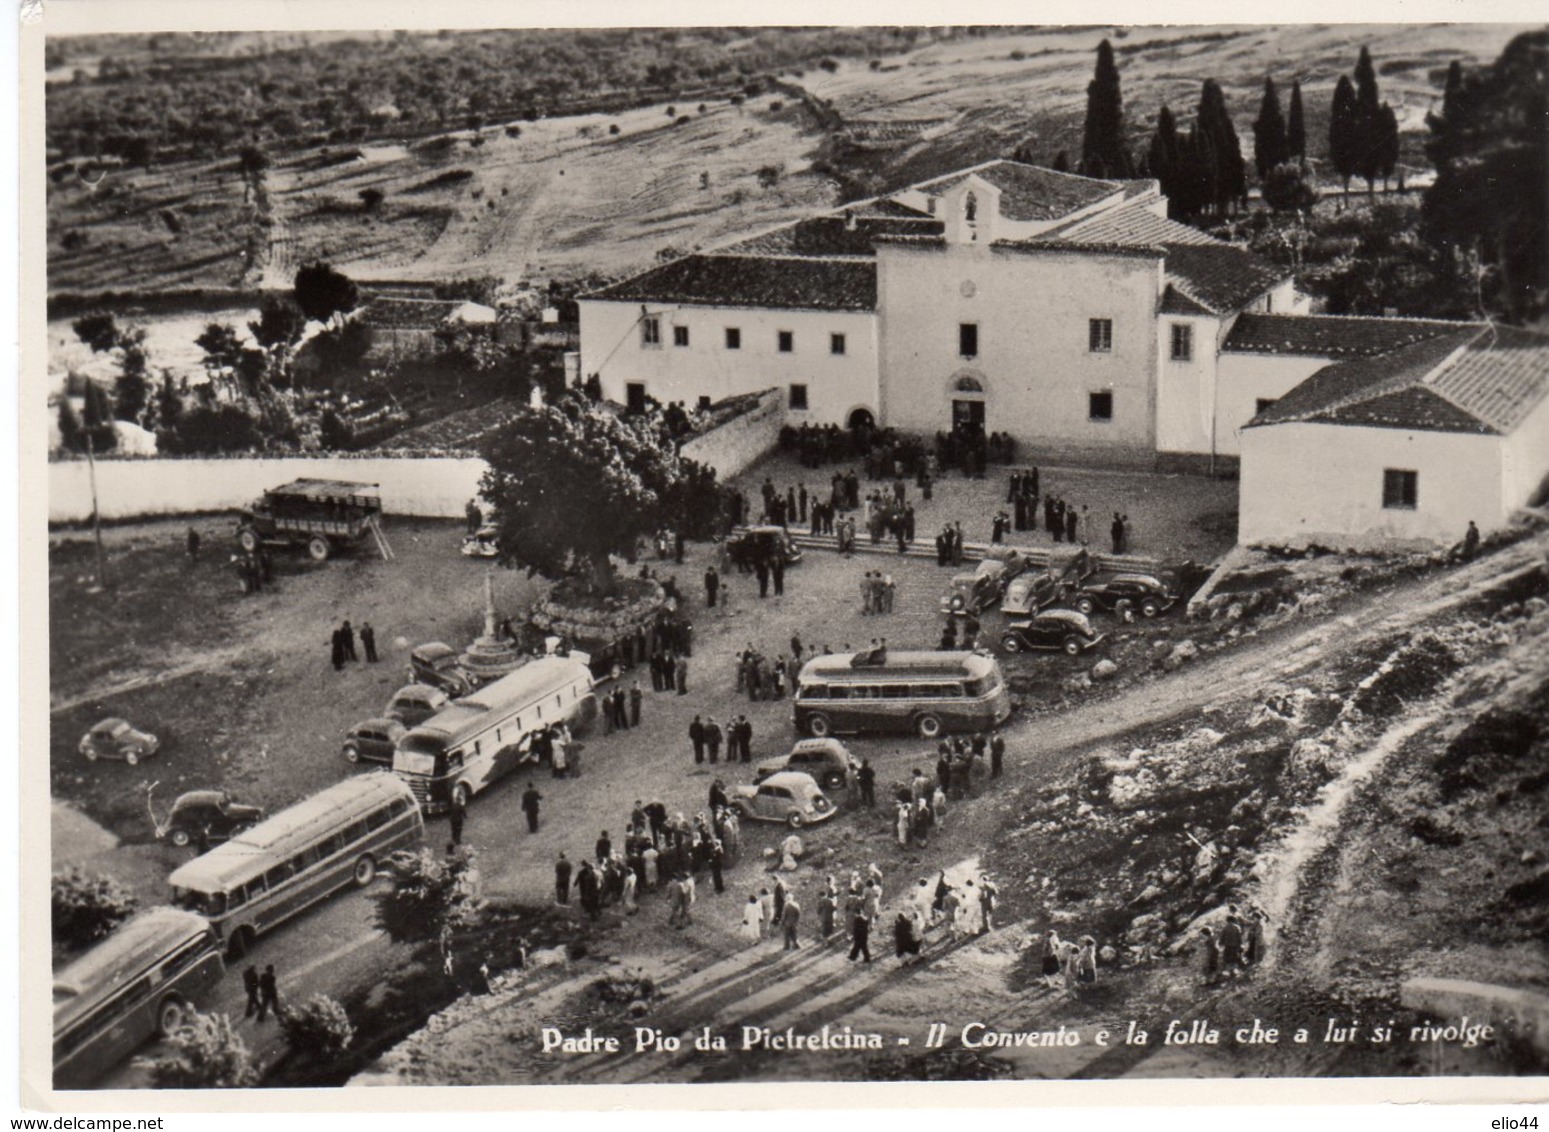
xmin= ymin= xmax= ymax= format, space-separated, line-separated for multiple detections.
xmin=1197 ymin=902 xmax=1271 ymax=985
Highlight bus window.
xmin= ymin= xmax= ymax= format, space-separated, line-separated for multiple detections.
xmin=365 ymin=807 xmax=390 ymax=832
xmin=345 ymin=819 xmax=369 ymax=844
xmin=880 ymin=684 xmax=910 ymax=698
xmin=264 ymin=862 xmax=296 ymax=889
xmin=828 ymin=686 xmax=852 ymax=700
xmin=964 ymin=675 xmax=998 ymax=696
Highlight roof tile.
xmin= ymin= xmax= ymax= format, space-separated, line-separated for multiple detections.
xmin=1224 ymin=312 xmax=1476 ymax=358
xmin=583 ymin=254 xmax=877 ymax=313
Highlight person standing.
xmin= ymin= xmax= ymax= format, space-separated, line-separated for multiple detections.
xmin=360 ymin=621 xmax=378 ymax=663
xmin=705 ymin=717 xmax=722 ymax=764
xmin=629 ymin=682 xmax=642 ymax=728
xmin=704 ymin=566 xmax=720 ymax=608
xmin=848 ymin=905 xmax=872 ymax=964
xmin=554 ymin=851 xmax=572 ymax=905
xmin=780 ymin=894 xmax=803 ymax=950
xmin=990 ymin=733 xmax=1005 ymax=779
xmin=330 ymin=625 xmax=345 ymax=672
xmin=689 ymin=715 xmax=705 ymax=764
xmin=772 ymin=557 xmax=785 ymax=597
xmin=817 ymin=882 xmax=837 ymax=943
xmin=675 ymin=654 xmax=689 ymax=695
xmin=857 ymin=759 xmax=876 ymax=808
xmin=595 ymin=830 xmax=612 ymax=865
xmin=1218 ymin=913 xmax=1245 ymax=977
xmin=740 ymin=894 xmax=764 ymax=943
xmin=341 ymin=621 xmax=358 ymax=662
xmin=1462 ymin=519 xmax=1481 ymax=560
xmin=1111 ymin=512 xmax=1124 ymax=555
xmin=738 ymin=716 xmax=754 ymax=763
xmin=242 ymin=965 xmax=261 ymax=1018
xmin=257 ymin=964 xmax=283 ymax=1022
xmin=1198 ymin=926 xmax=1219 ymax=985
xmin=521 ymin=782 xmax=542 ymax=833
xmin=186 ymin=526 xmax=201 ymax=561
xmin=708 ymin=837 xmax=725 ymax=894
xmin=449 ymin=793 xmax=466 ymax=846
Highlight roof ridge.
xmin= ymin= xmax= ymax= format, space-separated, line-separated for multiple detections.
xmin=703 ymin=250 xmax=875 ymax=264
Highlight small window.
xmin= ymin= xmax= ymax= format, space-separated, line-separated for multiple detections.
xmin=725 ymin=327 xmax=741 ymax=350
xmin=778 ymin=330 xmax=794 ymax=353
xmin=788 ymin=384 xmax=809 ymax=411
xmin=1383 ymin=469 xmax=1418 ymax=510
xmin=830 ymin=333 xmax=846 ymax=356
xmin=959 ymin=323 xmax=978 ymax=358
xmin=672 ymin=325 xmax=689 ymax=348
xmin=1170 ymin=323 xmax=1192 ymax=361
xmin=641 ymin=318 xmax=660 ymax=346
xmin=1089 ymin=391 xmax=1114 ymax=421
xmin=1255 ymin=398 xmax=1277 ymax=415
xmin=1089 ymin=318 xmax=1113 ymax=353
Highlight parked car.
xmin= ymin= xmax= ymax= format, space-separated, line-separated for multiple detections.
xmin=460 ymin=525 xmax=500 ymax=558
xmin=79 ymin=718 xmax=160 ymax=765
xmin=1069 ymin=571 xmax=1178 ymax=618
xmin=342 ymin=718 xmax=407 ymax=765
xmin=754 ymin=738 xmax=857 ymax=790
xmin=727 ymin=525 xmax=803 ymax=570
xmin=730 ymin=771 xmax=837 ymax=828
xmin=940 ymin=548 xmax=1026 ymax=616
xmin=999 ymin=567 xmax=1066 ymax=617
xmin=1000 ymin=610 xmax=1106 ymax=656
xmin=384 ymin=684 xmax=451 ymax=728
xmin=154 ymin=790 xmax=265 ymax=849
xmin=407 ymin=643 xmax=474 ymax=696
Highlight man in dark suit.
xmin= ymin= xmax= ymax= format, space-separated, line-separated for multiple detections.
xmin=705 ymin=717 xmax=723 ymax=764
xmin=689 ymin=715 xmax=705 ymax=764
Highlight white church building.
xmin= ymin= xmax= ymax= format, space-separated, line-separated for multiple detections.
xmin=578 ymin=159 xmax=1549 ymax=545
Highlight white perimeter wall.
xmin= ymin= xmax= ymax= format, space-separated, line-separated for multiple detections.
xmin=579 ymin=299 xmax=880 ymax=427
xmin=1502 ymin=391 xmax=1549 ymax=512
xmin=1239 ymin=421 xmax=1506 ymax=548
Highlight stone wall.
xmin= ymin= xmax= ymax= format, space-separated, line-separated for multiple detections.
xmin=679 ymin=387 xmax=784 ymax=481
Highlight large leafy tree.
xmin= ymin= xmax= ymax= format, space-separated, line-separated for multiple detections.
xmin=293 ymin=261 xmax=360 ymax=327
xmin=1423 ymin=31 xmax=1549 ymax=322
xmin=480 ymin=391 xmax=689 ymax=593
xmin=1080 ymin=39 xmax=1130 ymax=179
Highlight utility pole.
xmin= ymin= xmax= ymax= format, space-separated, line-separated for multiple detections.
xmin=84 ymin=426 xmax=108 ymax=592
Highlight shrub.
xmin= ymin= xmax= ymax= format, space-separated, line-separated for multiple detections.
xmin=52 ymin=867 xmax=138 ymax=950
xmin=281 ymin=994 xmax=354 ymax=1059
xmin=675 ymin=116 xmax=691 ymax=127
xmin=164 ymin=405 xmax=263 ymax=454
xmin=608 ymin=123 xmax=620 ymax=135
xmin=358 ymin=187 xmax=385 ymax=212
xmin=141 ymin=1011 xmax=258 ymax=1088
xmin=374 ymin=846 xmax=482 ymax=945
xmin=769 ymin=100 xmax=783 ymax=113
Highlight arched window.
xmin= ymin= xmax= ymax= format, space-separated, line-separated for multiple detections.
xmin=953 ymin=375 xmax=985 ymax=394
xmin=964 ymin=191 xmax=978 ymax=222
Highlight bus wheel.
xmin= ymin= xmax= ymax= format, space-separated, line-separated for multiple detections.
xmin=452 ymin=782 xmax=472 ymax=809
xmin=156 ymin=997 xmax=188 ymax=1037
xmin=307 ymin=536 xmax=331 ymax=561
xmin=806 ymin=713 xmax=832 ymax=738
xmin=916 ymin=713 xmax=943 ymax=740
xmin=237 ymin=528 xmax=260 ymax=554
xmin=227 ymin=927 xmax=255 ymax=961
xmin=353 ymin=855 xmax=377 ymax=887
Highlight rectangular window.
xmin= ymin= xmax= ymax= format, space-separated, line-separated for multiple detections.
xmin=788 ymin=384 xmax=809 ymax=411
xmin=672 ymin=325 xmax=689 ymax=348
xmin=1089 ymin=318 xmax=1113 ymax=353
xmin=959 ymin=322 xmax=978 ymax=358
xmin=725 ymin=327 xmax=741 ymax=350
xmin=641 ymin=318 xmax=660 ymax=347
xmin=830 ymin=333 xmax=846 ymax=356
xmin=1256 ymin=397 xmax=1277 ymax=415
xmin=778 ymin=330 xmax=794 ymax=353
xmin=1089 ymin=391 xmax=1114 ymax=421
xmin=1382 ymin=469 xmax=1418 ymax=510
xmin=1170 ymin=323 xmax=1193 ymax=361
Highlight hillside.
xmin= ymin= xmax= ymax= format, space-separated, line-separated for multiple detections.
xmin=44 ymin=24 xmax=1533 ymax=296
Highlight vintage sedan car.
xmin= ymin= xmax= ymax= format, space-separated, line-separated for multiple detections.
xmin=79 ymin=718 xmax=160 ymax=765
xmin=383 ymin=684 xmax=451 ymax=728
xmin=406 ymin=643 xmax=474 ymax=697
xmin=754 ymin=737 xmax=857 ymax=791
xmin=940 ymin=548 xmax=1026 ymax=616
xmin=727 ymin=525 xmax=803 ymax=570
xmin=730 ymin=771 xmax=838 ymax=828
xmin=155 ymin=790 xmax=265 ymax=849
xmin=999 ymin=567 xmax=1066 ymax=617
xmin=1069 ymin=571 xmax=1178 ymax=618
xmin=1000 ymin=610 xmax=1106 ymax=656
xmin=342 ymin=717 xmax=407 ymax=765
xmin=460 ymin=525 xmax=500 ymax=558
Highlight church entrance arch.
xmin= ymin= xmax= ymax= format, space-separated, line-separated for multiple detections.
xmin=846 ymin=407 xmax=876 ymax=431
xmin=948 ymin=371 xmax=988 ymax=436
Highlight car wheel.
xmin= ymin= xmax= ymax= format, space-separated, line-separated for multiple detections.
xmin=83 ymin=747 xmax=98 ymax=762
xmin=1140 ymin=597 xmax=1162 ymax=618
xmin=452 ymin=782 xmax=472 ymax=809
xmin=353 ymin=855 xmax=377 ymax=887
xmin=156 ymin=997 xmax=188 ymax=1038
xmin=916 ymin=713 xmax=943 ymax=740
xmin=1075 ymin=596 xmax=1096 ymax=615
xmin=170 ymin=829 xmax=192 ymax=848
xmin=237 ymin=528 xmax=260 ymax=554
xmin=1001 ymin=634 xmax=1023 ymax=653
xmin=806 ymin=712 xmax=832 ymax=739
xmin=1063 ymin=637 xmax=1084 ymax=656
xmin=786 ymin=812 xmax=804 ymax=829
xmin=307 ymin=536 xmax=332 ymax=561
xmin=343 ymin=743 xmax=361 ymax=763
xmin=826 ymin=772 xmax=844 ymax=790
xmin=125 ymin=750 xmax=139 ymax=766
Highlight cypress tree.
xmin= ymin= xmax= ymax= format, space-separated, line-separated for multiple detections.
xmin=1424 ymin=60 xmax=1464 ymax=162
xmin=1081 ymin=39 xmax=1130 ymax=178
xmin=1353 ymin=46 xmax=1385 ymax=191
xmin=1147 ymin=105 xmax=1183 ymax=213
xmin=1377 ymin=103 xmax=1400 ymax=189
xmin=1329 ymin=74 xmax=1359 ymax=192
xmin=1197 ymin=79 xmax=1245 ymax=213
xmin=1286 ymin=80 xmax=1307 ymax=166
xmin=1252 ymin=76 xmax=1288 ymax=181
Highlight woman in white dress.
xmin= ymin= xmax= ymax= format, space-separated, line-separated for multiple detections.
xmin=740 ymin=894 xmax=763 ymax=943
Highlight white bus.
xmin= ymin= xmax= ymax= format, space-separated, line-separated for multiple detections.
xmin=53 ymin=907 xmax=225 ymax=1088
xmin=168 ymin=772 xmax=423 ymax=958
xmin=392 ymin=654 xmax=596 ymax=812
